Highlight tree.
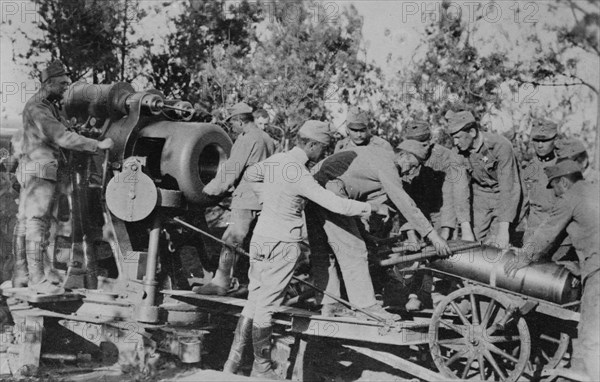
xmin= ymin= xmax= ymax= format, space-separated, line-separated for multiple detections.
xmin=143 ymin=0 xmax=262 ymax=105
xmin=146 ymin=0 xmax=374 ymax=147
xmin=237 ymin=0 xmax=368 ymax=142
xmin=14 ymin=0 xmax=148 ymax=83
xmin=404 ymin=0 xmax=598 ymax=167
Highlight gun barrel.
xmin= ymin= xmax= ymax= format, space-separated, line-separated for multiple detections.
xmin=427 ymin=245 xmax=580 ymax=304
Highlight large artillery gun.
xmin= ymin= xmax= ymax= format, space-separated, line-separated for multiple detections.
xmin=2 ymin=82 xmax=233 ymax=376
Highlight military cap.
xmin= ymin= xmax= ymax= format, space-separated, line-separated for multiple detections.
xmin=531 ymin=119 xmax=558 ymax=140
xmin=226 ymin=102 xmax=253 ymax=120
xmin=397 ymin=139 xmax=430 ymax=162
xmin=298 ymin=120 xmax=334 ymax=145
xmin=544 ymin=159 xmax=582 ymax=188
xmin=555 ymin=138 xmax=587 ymax=159
xmin=446 ymin=110 xmax=476 ymax=135
xmin=40 ymin=60 xmax=70 ymax=83
xmin=404 ymin=120 xmax=431 ymax=142
xmin=346 ymin=107 xmax=369 ymax=127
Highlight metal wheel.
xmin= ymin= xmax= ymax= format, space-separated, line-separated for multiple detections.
xmin=429 ymin=285 xmax=531 ymax=381
xmin=524 ymin=316 xmax=571 ymax=378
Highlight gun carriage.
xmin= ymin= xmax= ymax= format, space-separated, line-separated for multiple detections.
xmin=1 ymin=82 xmax=582 ymax=382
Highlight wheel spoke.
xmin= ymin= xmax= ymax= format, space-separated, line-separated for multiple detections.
xmin=540 ymin=334 xmax=561 ymax=344
xmin=541 ymin=350 xmax=550 ymax=362
xmin=444 ymin=348 xmax=468 ymax=367
xmin=470 ymin=293 xmax=480 ymax=325
xmin=438 ymin=338 xmax=467 ymax=346
xmin=481 ymin=300 xmax=497 ymax=328
xmin=478 ymin=353 xmax=486 ymax=379
xmin=449 ymin=301 xmax=471 ymax=326
xmin=483 ymin=348 xmax=506 ymax=381
xmin=439 ymin=319 xmax=466 ymax=336
xmin=485 ymin=342 xmax=520 ymax=364
xmin=461 ymin=354 xmax=476 ymax=379
xmin=486 ymin=308 xmax=516 ymax=336
xmin=487 ymin=335 xmax=521 ymax=343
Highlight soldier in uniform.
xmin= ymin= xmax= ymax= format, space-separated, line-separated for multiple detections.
xmin=195 ymin=102 xmax=276 ymax=296
xmin=334 ymin=107 xmax=393 ymax=153
xmin=505 ymin=160 xmax=599 ymax=381
xmin=402 ymin=120 xmax=474 ymax=241
xmin=307 ymin=141 xmax=452 ymax=316
xmin=253 ymin=109 xmax=269 ymax=130
xmin=398 ymin=121 xmax=474 ymax=311
xmin=11 ymin=61 xmax=114 ymax=294
xmin=556 ymin=137 xmax=598 ymax=184
xmin=446 ymin=110 xmax=522 ymax=248
xmin=225 ymin=121 xmax=378 ymax=378
xmin=522 ymin=120 xmax=560 ymax=243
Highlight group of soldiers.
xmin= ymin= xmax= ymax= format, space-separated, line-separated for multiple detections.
xmin=192 ymin=100 xmax=598 ymax=380
xmin=3 ymin=61 xmax=599 ymax=381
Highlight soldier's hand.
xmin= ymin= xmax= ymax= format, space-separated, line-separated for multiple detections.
xmin=440 ymin=227 xmax=451 ymax=240
xmin=98 ymin=138 xmax=114 ymax=150
xmin=370 ymin=203 xmax=390 ymax=222
xmin=556 ymin=261 xmax=581 ymax=276
xmin=504 ymin=254 xmax=532 ymax=278
xmin=427 ymin=230 xmax=452 ymax=257
xmin=489 ymin=223 xmax=510 ymax=249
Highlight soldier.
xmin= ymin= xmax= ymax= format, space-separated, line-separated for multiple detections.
xmin=225 ymin=121 xmax=378 ymax=378
xmin=402 ymin=120 xmax=474 ymax=241
xmin=195 ymin=102 xmax=276 ymax=295
xmin=11 ymin=61 xmax=114 ymax=295
xmin=334 ymin=107 xmax=393 ymax=153
xmin=446 ymin=110 xmax=522 ymax=248
xmin=399 ymin=120 xmax=474 ymax=311
xmin=556 ymin=137 xmax=598 ymax=184
xmin=522 ymin=119 xmax=560 ymax=242
xmin=307 ymin=141 xmax=452 ymax=317
xmin=253 ymin=109 xmax=269 ymax=130
xmin=505 ymin=160 xmax=599 ymax=381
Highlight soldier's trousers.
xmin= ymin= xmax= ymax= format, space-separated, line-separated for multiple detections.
xmin=472 ymin=186 xmax=500 ymax=243
xmin=16 ymin=172 xmax=57 ymax=244
xmin=216 ymin=208 xmax=258 ymax=279
xmin=306 ymin=181 xmax=377 ymax=309
xmin=572 ymin=270 xmax=600 ymax=380
xmin=241 ymin=234 xmax=301 ymax=327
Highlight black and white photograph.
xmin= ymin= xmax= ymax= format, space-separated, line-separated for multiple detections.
xmin=0 ymin=1 xmax=598 ymax=381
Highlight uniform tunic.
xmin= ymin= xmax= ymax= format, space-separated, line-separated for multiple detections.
xmin=522 ymin=156 xmax=557 ymax=238
xmin=458 ymin=131 xmax=522 ymax=241
xmin=204 ymin=124 xmax=275 ymax=211
xmin=13 ymin=92 xmax=99 ymax=182
xmin=404 ymin=143 xmax=470 ymax=231
xmin=334 ymin=135 xmax=393 ymax=153
xmin=526 ymin=180 xmax=599 ymax=380
xmin=242 ymin=147 xmax=370 ymax=326
xmin=312 ymin=147 xmax=433 ymax=236
xmin=13 ymin=91 xmax=99 ymax=240
xmin=307 ymin=147 xmax=434 ymax=307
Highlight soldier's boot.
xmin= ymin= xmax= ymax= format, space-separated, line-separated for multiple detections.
xmin=250 ymin=325 xmax=279 ymax=380
xmin=223 ymin=315 xmax=253 ymax=374
xmin=193 ymin=247 xmax=235 ymax=296
xmin=11 ymin=222 xmax=28 ymax=288
xmin=26 ymin=240 xmax=64 ymax=295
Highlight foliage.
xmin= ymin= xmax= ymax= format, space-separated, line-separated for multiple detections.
xmin=14 ymin=0 xmax=148 ymax=83
xmin=405 ymin=0 xmax=599 ymax=165
xmin=144 ymin=0 xmax=262 ymax=107
xmin=407 ymin=1 xmax=521 ymax=128
xmin=143 ymin=0 xmax=376 ymax=146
